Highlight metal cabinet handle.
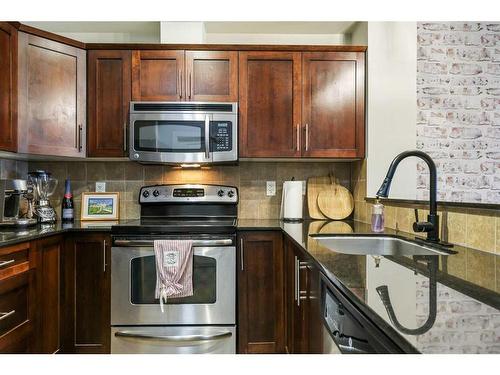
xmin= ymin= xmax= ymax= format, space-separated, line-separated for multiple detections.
xmin=204 ymin=114 xmax=210 ymax=159
xmin=178 ymin=70 xmax=182 ymax=99
xmin=304 ymin=123 xmax=309 ymax=151
xmin=78 ymin=124 xmax=83 ymax=152
xmin=240 ymin=238 xmax=244 ymax=271
xmin=114 ymin=330 xmax=232 ymax=342
xmin=188 ymin=72 xmax=192 ymax=99
xmin=296 ymin=124 xmax=300 ymax=151
xmin=103 ymin=239 xmax=107 ymax=273
xmin=123 ymin=122 xmax=127 ymax=152
xmin=294 ymin=256 xmax=298 ymax=303
xmin=0 ymin=310 xmax=15 ymax=321
xmin=0 ymin=259 xmax=15 ymax=268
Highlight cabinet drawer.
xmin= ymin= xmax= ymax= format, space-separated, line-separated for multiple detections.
xmin=0 ymin=242 xmax=30 ymax=280
xmin=0 ymin=272 xmax=29 ymax=338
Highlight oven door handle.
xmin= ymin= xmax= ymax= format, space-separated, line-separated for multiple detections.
xmin=113 ymin=239 xmax=233 ymax=247
xmin=114 ymin=330 xmax=232 ymax=343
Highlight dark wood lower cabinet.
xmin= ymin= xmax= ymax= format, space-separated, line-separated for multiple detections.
xmin=285 ymin=236 xmax=323 ymax=354
xmin=61 ymin=233 xmax=111 ymax=354
xmin=237 ymin=231 xmax=286 ymax=354
xmin=0 ymin=242 xmax=35 ymax=353
xmin=35 ymin=235 xmax=62 ymax=354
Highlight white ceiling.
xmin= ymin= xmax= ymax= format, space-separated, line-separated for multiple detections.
xmin=204 ymin=22 xmax=356 ymax=35
xmin=24 ymin=21 xmax=160 ymax=34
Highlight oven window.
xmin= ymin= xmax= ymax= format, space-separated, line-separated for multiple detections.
xmin=130 ymin=255 xmax=216 ymax=304
xmin=133 ymin=120 xmax=205 ymax=152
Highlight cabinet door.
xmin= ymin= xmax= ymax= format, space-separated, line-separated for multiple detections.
xmin=35 ymin=236 xmax=62 ymax=354
xmin=237 ymin=231 xmax=285 ymax=354
xmin=17 ymin=32 xmax=86 ymax=157
xmin=0 ymin=22 xmax=17 ymax=152
xmin=132 ymin=50 xmax=184 ymax=101
xmin=239 ymin=52 xmax=302 ymax=157
xmin=285 ymin=239 xmax=309 ymax=354
xmin=185 ymin=51 xmax=238 ymax=102
xmin=306 ymin=261 xmax=323 ymax=353
xmin=87 ymin=50 xmax=132 ymax=157
xmin=302 ymin=52 xmax=365 ymax=158
xmin=61 ymin=233 xmax=110 ymax=354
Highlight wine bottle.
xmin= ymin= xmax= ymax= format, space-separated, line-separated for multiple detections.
xmin=62 ymin=179 xmax=74 ymax=222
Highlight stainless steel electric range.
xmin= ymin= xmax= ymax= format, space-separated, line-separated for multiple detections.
xmin=110 ymin=184 xmax=237 ymax=354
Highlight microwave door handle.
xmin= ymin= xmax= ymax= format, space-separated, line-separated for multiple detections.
xmin=205 ymin=114 xmax=210 ymax=160
xmin=114 ymin=330 xmax=232 ymax=342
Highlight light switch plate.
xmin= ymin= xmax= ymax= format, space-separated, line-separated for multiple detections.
xmin=266 ymin=181 xmax=276 ymax=196
xmin=95 ymin=181 xmax=106 ymax=192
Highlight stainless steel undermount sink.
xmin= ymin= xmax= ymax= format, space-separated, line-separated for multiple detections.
xmin=310 ymin=235 xmax=454 ymax=256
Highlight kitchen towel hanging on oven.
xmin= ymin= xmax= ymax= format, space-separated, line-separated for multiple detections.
xmin=154 ymin=239 xmax=194 ymax=313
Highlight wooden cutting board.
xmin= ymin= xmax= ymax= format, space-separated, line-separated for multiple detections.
xmin=307 ymin=176 xmax=331 ymax=219
xmin=317 ymin=178 xmax=354 ymax=220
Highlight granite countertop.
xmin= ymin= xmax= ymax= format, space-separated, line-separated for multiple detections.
xmin=2 ymin=217 xmax=499 ymax=353
xmin=277 ymin=220 xmax=500 ymax=354
xmin=0 ymin=220 xmax=128 ymax=247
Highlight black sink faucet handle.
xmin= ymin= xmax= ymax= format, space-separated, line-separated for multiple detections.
xmin=413 ymin=208 xmax=436 ymax=233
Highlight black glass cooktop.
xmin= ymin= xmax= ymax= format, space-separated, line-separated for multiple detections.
xmin=111 ymin=217 xmax=237 ymax=234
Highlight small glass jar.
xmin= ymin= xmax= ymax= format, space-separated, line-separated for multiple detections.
xmin=371 ymin=202 xmax=385 ymax=233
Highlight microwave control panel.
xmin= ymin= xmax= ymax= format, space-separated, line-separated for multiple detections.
xmin=211 ymin=122 xmax=232 ymax=152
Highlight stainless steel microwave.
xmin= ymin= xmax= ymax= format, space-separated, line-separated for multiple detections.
xmin=129 ymin=102 xmax=238 ymax=165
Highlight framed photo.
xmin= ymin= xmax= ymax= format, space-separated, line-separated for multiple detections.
xmin=81 ymin=192 xmax=120 ymax=221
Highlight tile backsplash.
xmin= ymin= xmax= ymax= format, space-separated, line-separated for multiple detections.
xmin=27 ymin=160 xmax=352 ymax=220
xmin=0 ymin=158 xmax=28 ymax=179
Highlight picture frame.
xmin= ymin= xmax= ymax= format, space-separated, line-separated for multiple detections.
xmin=80 ymin=192 xmax=120 ymax=221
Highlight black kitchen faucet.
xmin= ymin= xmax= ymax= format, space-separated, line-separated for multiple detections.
xmin=376 ymin=150 xmax=440 ymax=243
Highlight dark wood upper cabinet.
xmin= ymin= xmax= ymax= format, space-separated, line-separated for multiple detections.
xmin=87 ymin=50 xmax=131 ymax=157
xmin=132 ymin=50 xmax=184 ymax=101
xmin=239 ymin=52 xmax=302 ymax=158
xmin=302 ymin=52 xmax=365 ymax=158
xmin=185 ymin=51 xmax=238 ymax=102
xmin=61 ymin=233 xmax=110 ymax=354
xmin=0 ymin=22 xmax=18 ymax=152
xmin=237 ymin=231 xmax=285 ymax=354
xmin=17 ymin=32 xmax=86 ymax=157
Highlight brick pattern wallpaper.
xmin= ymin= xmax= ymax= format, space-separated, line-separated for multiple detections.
xmin=415 ymin=279 xmax=500 ymax=353
xmin=416 ymin=22 xmax=500 ymax=203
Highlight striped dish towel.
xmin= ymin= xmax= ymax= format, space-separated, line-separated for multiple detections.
xmin=154 ymin=239 xmax=194 ymax=313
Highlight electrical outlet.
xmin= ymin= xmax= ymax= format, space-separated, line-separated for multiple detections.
xmin=266 ymin=181 xmax=276 ymax=196
xmin=95 ymin=181 xmax=106 ymax=192
xmin=302 ymin=180 xmax=306 ymax=195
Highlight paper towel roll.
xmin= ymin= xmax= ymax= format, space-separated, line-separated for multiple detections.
xmin=280 ymin=181 xmax=303 ymax=221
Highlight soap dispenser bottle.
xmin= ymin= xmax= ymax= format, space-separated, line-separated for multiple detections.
xmin=371 ymin=201 xmax=385 ymax=232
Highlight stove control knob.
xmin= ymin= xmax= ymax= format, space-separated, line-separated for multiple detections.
xmin=217 ymin=189 xmax=225 ymax=197
xmin=153 ymin=190 xmax=160 ymax=197
xmin=142 ymin=190 xmax=150 ymax=198
xmin=227 ymin=190 xmax=235 ymax=198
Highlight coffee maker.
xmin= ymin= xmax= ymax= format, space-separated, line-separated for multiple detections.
xmin=0 ymin=179 xmax=37 ymax=227
xmin=28 ymin=171 xmax=58 ymax=223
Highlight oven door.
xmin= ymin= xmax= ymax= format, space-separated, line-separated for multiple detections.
xmin=111 ymin=243 xmax=235 ymax=325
